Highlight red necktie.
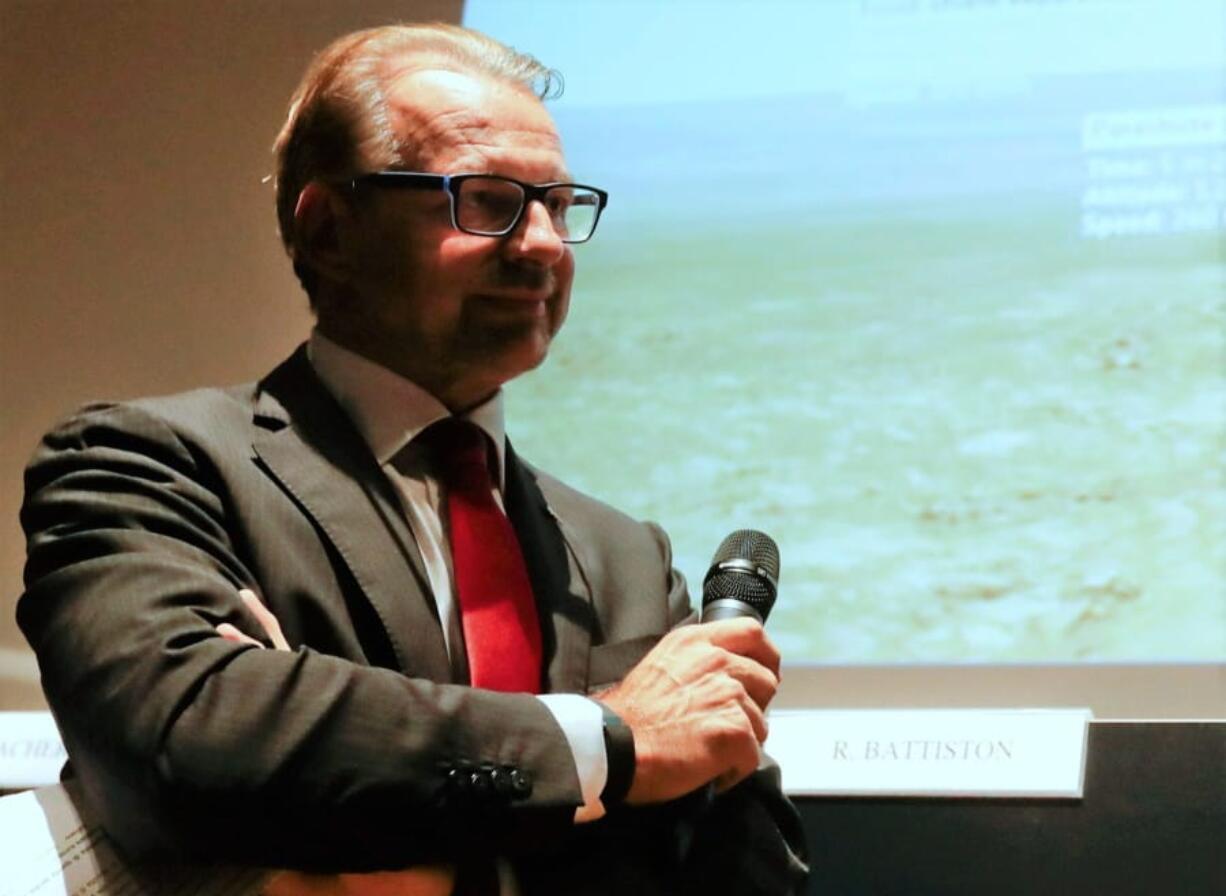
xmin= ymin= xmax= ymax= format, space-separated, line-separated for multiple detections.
xmin=424 ymin=419 xmax=542 ymax=693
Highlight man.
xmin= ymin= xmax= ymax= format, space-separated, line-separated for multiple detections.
xmin=18 ymin=23 xmax=807 ymax=894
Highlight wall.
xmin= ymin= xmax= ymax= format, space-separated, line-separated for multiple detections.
xmin=0 ymin=0 xmax=464 ymax=708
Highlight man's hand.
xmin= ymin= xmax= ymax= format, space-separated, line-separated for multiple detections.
xmin=595 ymin=618 xmax=780 ymax=805
xmin=217 ymin=588 xmax=291 ymax=650
xmin=263 ymin=868 xmax=455 ymax=896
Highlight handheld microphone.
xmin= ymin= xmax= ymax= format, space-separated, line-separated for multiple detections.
xmin=700 ymin=529 xmax=780 ymax=624
xmin=680 ymin=530 xmax=781 ymax=827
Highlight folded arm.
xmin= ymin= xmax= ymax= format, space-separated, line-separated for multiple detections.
xmin=19 ymin=403 xmax=577 ymax=870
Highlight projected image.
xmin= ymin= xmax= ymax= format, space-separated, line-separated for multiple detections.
xmin=467 ymin=0 xmax=1226 ymax=662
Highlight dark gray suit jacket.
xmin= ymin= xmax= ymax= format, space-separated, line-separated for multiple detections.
xmin=18 ymin=348 xmax=807 ymax=894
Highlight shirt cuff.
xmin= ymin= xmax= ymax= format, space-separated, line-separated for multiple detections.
xmin=537 ymin=694 xmax=607 ymax=823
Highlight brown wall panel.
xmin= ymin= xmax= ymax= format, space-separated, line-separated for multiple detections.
xmin=0 ymin=0 xmax=464 ymax=707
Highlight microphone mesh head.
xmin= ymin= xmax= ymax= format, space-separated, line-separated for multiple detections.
xmin=712 ymin=530 xmax=780 ymax=579
xmin=702 ymin=529 xmax=780 ymax=621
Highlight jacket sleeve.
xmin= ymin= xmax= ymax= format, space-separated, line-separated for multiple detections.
xmin=18 ymin=402 xmax=580 ymax=871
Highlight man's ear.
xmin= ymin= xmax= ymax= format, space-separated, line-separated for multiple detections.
xmin=293 ymin=181 xmax=357 ymax=285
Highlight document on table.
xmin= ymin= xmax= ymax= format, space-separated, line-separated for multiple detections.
xmin=0 ymin=781 xmax=267 ymax=896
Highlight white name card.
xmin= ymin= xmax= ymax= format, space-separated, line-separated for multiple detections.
xmin=766 ymin=708 xmax=1091 ymax=799
xmin=0 ymin=781 xmax=266 ymax=896
xmin=0 ymin=712 xmax=67 ymax=790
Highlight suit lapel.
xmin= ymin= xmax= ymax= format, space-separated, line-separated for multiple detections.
xmin=504 ymin=443 xmax=596 ymax=694
xmin=250 ymin=349 xmax=451 ymax=681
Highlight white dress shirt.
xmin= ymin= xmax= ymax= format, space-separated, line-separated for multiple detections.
xmin=307 ymin=331 xmax=608 ymax=825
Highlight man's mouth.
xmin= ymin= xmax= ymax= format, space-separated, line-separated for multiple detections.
xmin=490 ymin=262 xmax=555 ymax=296
xmin=473 ymin=293 xmax=550 ymax=316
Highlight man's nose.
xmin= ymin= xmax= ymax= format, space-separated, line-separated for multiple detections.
xmin=503 ymin=199 xmax=566 ymax=265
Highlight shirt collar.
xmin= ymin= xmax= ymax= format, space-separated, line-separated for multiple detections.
xmin=307 ymin=329 xmax=507 ymax=486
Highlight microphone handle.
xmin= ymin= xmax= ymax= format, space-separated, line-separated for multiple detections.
xmin=700 ymin=598 xmax=764 ymax=624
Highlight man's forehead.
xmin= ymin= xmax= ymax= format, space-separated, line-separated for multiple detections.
xmin=382 ymin=65 xmax=564 ymax=171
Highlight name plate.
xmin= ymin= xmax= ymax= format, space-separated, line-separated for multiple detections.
xmin=0 ymin=712 xmax=67 ymax=789
xmin=766 ymin=708 xmax=1091 ymax=798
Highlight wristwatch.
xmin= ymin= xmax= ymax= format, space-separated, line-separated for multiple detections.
xmin=596 ymin=701 xmax=636 ymax=807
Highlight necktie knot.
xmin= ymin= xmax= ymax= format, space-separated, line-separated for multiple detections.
xmin=420 ymin=418 xmax=493 ymax=492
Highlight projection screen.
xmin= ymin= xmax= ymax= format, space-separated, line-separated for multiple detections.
xmin=463 ymin=0 xmax=1225 ymax=683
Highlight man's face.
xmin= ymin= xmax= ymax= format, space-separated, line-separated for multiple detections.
xmin=332 ymin=67 xmax=575 ymax=410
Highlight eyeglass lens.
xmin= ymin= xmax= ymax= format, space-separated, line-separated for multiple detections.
xmin=456 ymin=177 xmax=600 ymax=242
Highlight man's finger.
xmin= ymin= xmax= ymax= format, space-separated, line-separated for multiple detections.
xmin=216 ymin=622 xmax=264 ymax=649
xmin=740 ymin=689 xmax=770 ymax=744
xmin=723 ymin=652 xmax=779 ymax=712
xmin=702 ymin=618 xmax=781 ymax=677
xmin=239 ymin=588 xmax=291 ymax=651
xmin=711 ymin=732 xmax=762 ymax=794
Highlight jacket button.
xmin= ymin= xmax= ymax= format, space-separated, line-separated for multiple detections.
xmin=470 ymin=770 xmax=493 ymax=797
xmin=490 ymin=767 xmax=516 ymax=797
xmin=509 ymin=769 xmax=533 ymax=798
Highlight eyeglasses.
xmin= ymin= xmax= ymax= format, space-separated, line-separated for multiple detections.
xmin=348 ymin=171 xmax=609 ymax=244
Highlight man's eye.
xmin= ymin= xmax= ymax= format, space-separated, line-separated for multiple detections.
xmin=546 ymin=191 xmax=574 ymax=215
xmin=465 ymin=189 xmax=495 ymax=205
xmin=471 ymin=190 xmax=518 ymax=212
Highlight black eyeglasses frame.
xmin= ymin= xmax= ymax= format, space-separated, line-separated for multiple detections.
xmin=347 ymin=171 xmax=609 ymax=244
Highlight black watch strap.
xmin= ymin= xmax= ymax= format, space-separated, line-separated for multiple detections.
xmin=597 ymin=701 xmax=636 ymax=807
